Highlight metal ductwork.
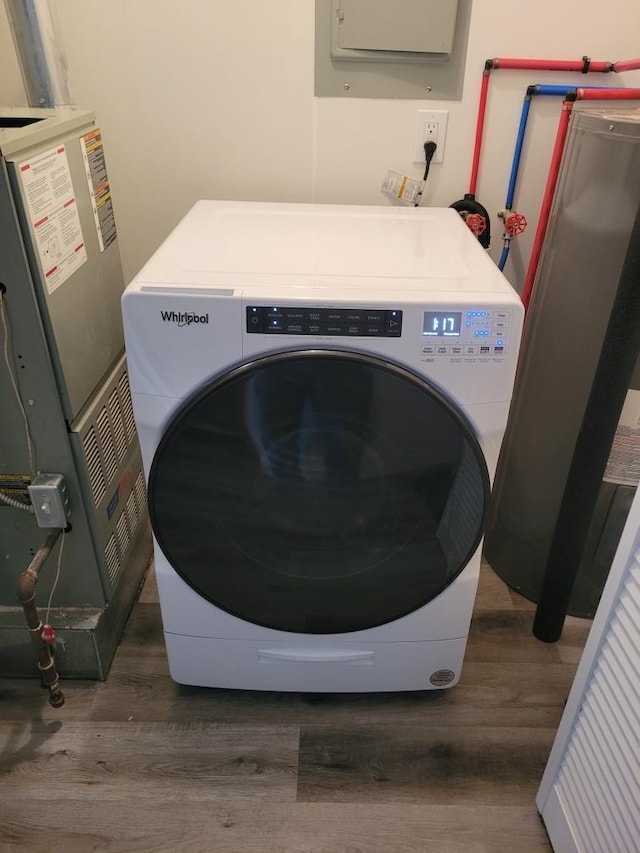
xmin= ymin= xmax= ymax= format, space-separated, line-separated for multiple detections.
xmin=4 ymin=0 xmax=74 ymax=107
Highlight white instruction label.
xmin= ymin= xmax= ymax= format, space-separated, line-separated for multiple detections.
xmin=18 ymin=145 xmax=87 ymax=294
xmin=381 ymin=170 xmax=425 ymax=205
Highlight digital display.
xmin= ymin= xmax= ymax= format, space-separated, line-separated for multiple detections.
xmin=423 ymin=311 xmax=462 ymax=337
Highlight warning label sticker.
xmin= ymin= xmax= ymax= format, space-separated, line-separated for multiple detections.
xmin=381 ymin=169 xmax=425 ymax=205
xmin=18 ymin=145 xmax=87 ymax=294
xmin=0 ymin=473 xmax=31 ymax=497
xmin=81 ymin=128 xmax=117 ymax=253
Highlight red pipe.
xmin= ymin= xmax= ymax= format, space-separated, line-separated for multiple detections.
xmin=468 ymin=55 xmax=614 ymax=196
xmin=613 ymin=58 xmax=640 ymax=73
xmin=521 ymin=102 xmax=573 ymax=310
xmin=575 ymin=87 xmax=640 ymax=100
xmin=493 ymin=57 xmax=612 ymax=73
xmin=469 ymin=70 xmax=490 ymax=197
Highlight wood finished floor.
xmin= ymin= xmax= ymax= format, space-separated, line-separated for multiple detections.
xmin=0 ymin=559 xmax=591 ymax=853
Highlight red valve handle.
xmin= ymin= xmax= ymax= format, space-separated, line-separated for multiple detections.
xmin=465 ymin=212 xmax=488 ymax=238
xmin=504 ymin=211 xmax=527 ymax=237
xmin=41 ymin=624 xmax=56 ymax=645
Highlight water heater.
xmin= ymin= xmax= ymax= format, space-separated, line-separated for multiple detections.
xmin=485 ymin=107 xmax=640 ymax=618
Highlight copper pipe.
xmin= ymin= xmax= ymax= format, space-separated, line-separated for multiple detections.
xmin=17 ymin=529 xmax=65 ymax=708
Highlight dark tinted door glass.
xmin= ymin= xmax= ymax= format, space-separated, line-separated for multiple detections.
xmin=149 ymin=351 xmax=490 ymax=633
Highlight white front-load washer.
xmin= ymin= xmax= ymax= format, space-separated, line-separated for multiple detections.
xmin=122 ymin=201 xmax=524 ymax=692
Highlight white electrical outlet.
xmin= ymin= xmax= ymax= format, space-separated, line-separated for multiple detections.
xmin=413 ymin=110 xmax=448 ymax=164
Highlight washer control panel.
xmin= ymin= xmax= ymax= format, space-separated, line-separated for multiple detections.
xmin=247 ymin=306 xmax=403 ymax=337
xmin=421 ymin=309 xmax=513 ymax=359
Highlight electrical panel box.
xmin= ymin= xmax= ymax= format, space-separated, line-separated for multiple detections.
xmin=334 ymin=0 xmax=458 ymax=59
xmin=315 ymin=0 xmax=471 ymax=100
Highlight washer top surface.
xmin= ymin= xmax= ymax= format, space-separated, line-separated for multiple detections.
xmin=131 ymin=200 xmax=515 ymax=297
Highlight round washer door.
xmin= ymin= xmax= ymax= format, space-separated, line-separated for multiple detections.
xmin=148 ymin=350 xmax=490 ymax=634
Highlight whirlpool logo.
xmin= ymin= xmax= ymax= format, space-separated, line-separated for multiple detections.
xmin=160 ymin=310 xmax=209 ymax=327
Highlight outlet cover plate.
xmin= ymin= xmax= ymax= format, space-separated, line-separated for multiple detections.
xmin=414 ymin=109 xmax=448 ymax=164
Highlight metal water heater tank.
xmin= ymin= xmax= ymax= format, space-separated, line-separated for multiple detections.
xmin=485 ymin=107 xmax=640 ymax=618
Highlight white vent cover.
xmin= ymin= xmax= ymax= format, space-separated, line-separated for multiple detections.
xmin=82 ymin=426 xmax=106 ymax=506
xmin=109 ymin=387 xmax=128 ymax=462
xmin=119 ymin=372 xmax=137 ymax=442
xmin=104 ymin=533 xmax=120 ymax=585
xmin=537 ymin=493 xmax=640 ymax=852
xmin=81 ymin=369 xmax=139 ymax=508
xmin=116 ymin=511 xmax=130 ymax=556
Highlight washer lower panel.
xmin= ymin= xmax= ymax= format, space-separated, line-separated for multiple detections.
xmin=163 ymin=632 xmax=467 ymax=692
xmin=154 ymin=551 xmax=480 ymax=691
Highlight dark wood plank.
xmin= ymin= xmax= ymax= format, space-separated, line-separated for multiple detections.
xmin=297 ymin=723 xmax=553 ymax=806
xmin=0 ymin=721 xmax=299 ymax=802
xmin=82 ymin=656 xmax=576 ymax=729
xmin=0 ymin=800 xmax=551 ymax=852
xmin=467 ymin=610 xmax=575 ymax=664
xmin=0 ymin=677 xmax=97 ymax=722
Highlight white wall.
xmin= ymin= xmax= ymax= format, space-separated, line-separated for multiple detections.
xmin=1 ymin=1 xmax=640 ymax=287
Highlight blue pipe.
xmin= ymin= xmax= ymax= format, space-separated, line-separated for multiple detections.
xmin=505 ymin=97 xmax=532 ymax=210
xmin=532 ymin=84 xmax=580 ymax=96
xmin=499 ymin=83 xmax=614 ymax=273
xmin=504 ymin=84 xmax=609 ymax=210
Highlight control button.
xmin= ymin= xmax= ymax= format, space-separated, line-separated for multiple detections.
xmin=346 ymin=312 xmax=363 ymax=323
xmin=247 ymin=307 xmax=265 ymax=332
xmin=494 ymin=311 xmax=511 ymax=320
xmin=366 ymin=325 xmax=382 ymax=336
xmin=451 ymin=346 xmax=463 ymax=354
xmin=421 ymin=345 xmax=435 ymax=355
xmin=267 ymin=320 xmax=283 ymax=332
xmin=480 ymin=345 xmax=491 ymax=353
xmin=326 ymin=324 xmax=343 ymax=335
xmin=285 ymin=324 xmax=303 ymax=334
xmin=308 ymin=324 xmax=321 ymax=334
xmin=494 ymin=346 xmax=505 ymax=354
xmin=465 ymin=345 xmax=477 ymax=355
xmin=386 ymin=311 xmax=402 ymax=336
xmin=436 ymin=345 xmax=449 ymax=355
xmin=347 ymin=325 xmax=361 ymax=335
xmin=492 ymin=320 xmax=510 ymax=330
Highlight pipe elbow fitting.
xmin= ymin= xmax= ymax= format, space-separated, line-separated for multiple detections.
xmin=17 ymin=570 xmax=37 ymax=604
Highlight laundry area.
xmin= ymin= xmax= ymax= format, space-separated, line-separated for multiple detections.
xmin=0 ymin=2 xmax=639 ymax=851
